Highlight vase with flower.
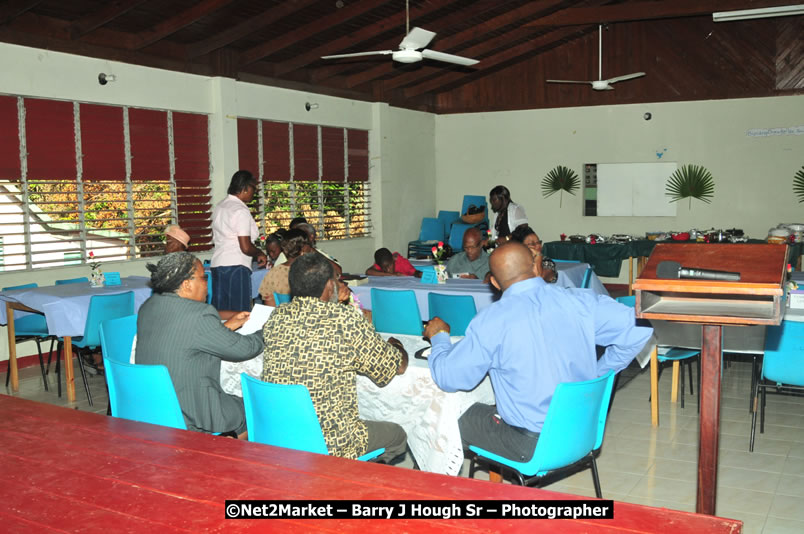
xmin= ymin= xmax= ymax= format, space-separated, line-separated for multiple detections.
xmin=88 ymin=251 xmax=105 ymax=288
xmin=431 ymin=241 xmax=448 ymax=284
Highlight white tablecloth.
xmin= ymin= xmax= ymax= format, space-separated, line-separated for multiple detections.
xmin=0 ymin=276 xmax=152 ymax=337
xmin=350 ymin=261 xmax=608 ymax=319
xmin=219 ymin=333 xmax=494 ymax=476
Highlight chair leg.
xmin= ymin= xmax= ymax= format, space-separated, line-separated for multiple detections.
xmin=760 ymin=384 xmax=766 ymax=434
xmin=749 ymin=355 xmax=758 ymax=414
xmin=679 ymin=361 xmax=686 ymax=409
xmin=74 ymin=348 xmax=94 ymax=407
xmin=750 ymin=382 xmax=761 ymax=452
xmin=687 ymin=358 xmax=695 ymax=395
xmin=33 ymin=338 xmax=49 ymax=392
xmin=55 ymin=342 xmax=63 ymax=398
xmin=468 ymin=456 xmax=477 ymax=479
xmin=590 ymin=454 xmax=603 ymax=499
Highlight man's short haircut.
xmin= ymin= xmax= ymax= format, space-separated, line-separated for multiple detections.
xmin=227 ymin=170 xmax=257 ymax=195
xmin=489 ymin=185 xmax=511 ymax=203
xmin=280 ymin=228 xmax=311 ymax=259
xmin=374 ymin=247 xmax=393 ymax=266
xmin=289 ymin=252 xmax=334 ymax=298
xmin=289 ymin=216 xmax=308 ymax=229
xmin=510 ymin=225 xmax=536 ymax=243
xmin=146 ymin=252 xmax=198 ymax=294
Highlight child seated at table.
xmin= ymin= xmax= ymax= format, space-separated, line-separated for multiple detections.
xmin=366 ymin=248 xmax=422 ymax=278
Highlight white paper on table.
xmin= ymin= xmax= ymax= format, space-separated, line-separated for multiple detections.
xmin=237 ymin=304 xmax=275 ymax=335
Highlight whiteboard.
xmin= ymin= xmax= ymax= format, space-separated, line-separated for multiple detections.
xmin=596 ymin=162 xmax=677 ymax=216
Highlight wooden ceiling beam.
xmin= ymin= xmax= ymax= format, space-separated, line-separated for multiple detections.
xmin=130 ymin=0 xmax=237 ymax=50
xmin=273 ymin=0 xmax=468 ymax=77
xmin=185 ymin=0 xmax=319 ymax=59
xmin=344 ymin=0 xmax=565 ymax=89
xmin=68 ymin=0 xmax=149 ymax=40
xmin=0 ymin=0 xmax=44 ymax=26
xmin=403 ymin=26 xmax=591 ymax=98
xmin=239 ymin=0 xmax=388 ymax=67
xmin=525 ymin=0 xmax=800 ymax=26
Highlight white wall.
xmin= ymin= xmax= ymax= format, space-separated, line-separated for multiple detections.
xmin=0 ymin=42 xmax=437 ymax=361
xmin=435 ymin=96 xmax=804 ymax=282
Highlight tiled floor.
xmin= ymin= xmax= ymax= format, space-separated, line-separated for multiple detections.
xmin=5 ymin=356 xmax=804 ymax=533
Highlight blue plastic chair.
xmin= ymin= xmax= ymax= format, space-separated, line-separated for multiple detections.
xmin=617 ymin=296 xmax=699 ymax=409
xmin=206 ymin=270 xmax=213 ymax=305
xmin=240 ymin=374 xmax=383 ymax=461
xmin=55 ymin=277 xmax=89 ymax=285
xmin=418 ymin=218 xmax=444 ymax=241
xmin=3 ymin=283 xmax=51 ymax=390
xmin=552 ymin=259 xmax=581 ymax=263
xmin=437 ymin=210 xmax=460 ymax=240
xmin=750 ymin=320 xmax=804 ymax=451
xmin=448 ymin=223 xmax=474 ymax=251
xmin=370 ymin=288 xmax=423 ymax=335
xmin=56 ymin=291 xmax=135 ymax=406
xmin=427 ymin=293 xmax=477 ymax=337
xmin=100 ymin=315 xmax=138 ymax=365
xmin=104 ymin=358 xmax=187 ymax=430
xmin=581 ymin=266 xmax=593 ymax=289
xmin=468 ymin=371 xmax=616 ymax=497
xmin=273 ymin=292 xmax=292 ymax=305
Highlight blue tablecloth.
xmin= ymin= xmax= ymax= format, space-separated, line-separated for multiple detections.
xmin=0 ymin=276 xmax=152 ymax=337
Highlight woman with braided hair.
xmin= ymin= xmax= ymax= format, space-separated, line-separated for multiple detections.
xmin=135 ymin=252 xmax=264 ymax=437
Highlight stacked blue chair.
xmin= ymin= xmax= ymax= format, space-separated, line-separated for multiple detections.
xmin=448 ymin=223 xmax=475 ymax=251
xmin=750 ymin=320 xmax=804 ymax=451
xmin=104 ymin=358 xmax=187 ymax=430
xmin=617 ymin=296 xmax=699 ymax=409
xmin=460 ymin=195 xmax=489 ymax=226
xmin=3 ymin=283 xmax=52 ymax=391
xmin=56 ymin=291 xmax=135 ymax=406
xmin=241 ymin=374 xmax=383 ymax=461
xmin=408 ymin=217 xmax=445 ymax=258
xmin=370 ymin=288 xmax=423 ymax=335
xmin=437 ymin=210 xmax=460 ymax=240
xmin=468 ymin=371 xmax=616 ymax=497
xmin=427 ymin=293 xmax=477 ymax=337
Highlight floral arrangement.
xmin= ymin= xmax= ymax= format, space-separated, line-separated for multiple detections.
xmin=88 ymin=251 xmax=104 ymax=287
xmin=254 ymin=234 xmax=266 ymax=249
xmin=431 ymin=241 xmax=447 ymax=264
xmin=484 ymin=229 xmax=496 ymax=249
xmin=87 ymin=250 xmax=101 ymax=270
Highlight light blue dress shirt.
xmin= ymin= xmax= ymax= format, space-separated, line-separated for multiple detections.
xmin=428 ymin=276 xmax=653 ymax=433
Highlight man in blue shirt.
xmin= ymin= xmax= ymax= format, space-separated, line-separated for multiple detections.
xmin=425 ymin=242 xmax=653 ymax=462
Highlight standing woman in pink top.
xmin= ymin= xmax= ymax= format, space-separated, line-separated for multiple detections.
xmin=210 ymin=170 xmax=267 ymax=311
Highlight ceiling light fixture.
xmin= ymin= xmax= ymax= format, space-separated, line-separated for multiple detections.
xmin=713 ymin=4 xmax=804 ymax=21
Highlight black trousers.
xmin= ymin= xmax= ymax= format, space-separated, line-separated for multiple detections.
xmin=365 ymin=420 xmax=408 ymax=463
xmin=459 ymin=403 xmax=539 ymax=463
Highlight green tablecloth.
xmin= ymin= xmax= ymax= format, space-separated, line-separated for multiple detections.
xmin=543 ymin=240 xmax=802 ymax=278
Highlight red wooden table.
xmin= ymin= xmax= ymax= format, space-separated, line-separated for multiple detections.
xmin=0 ymin=395 xmax=741 ymax=533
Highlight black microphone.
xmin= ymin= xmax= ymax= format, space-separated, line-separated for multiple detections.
xmin=656 ymin=260 xmax=741 ymax=281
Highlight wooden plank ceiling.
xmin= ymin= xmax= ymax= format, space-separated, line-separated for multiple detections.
xmin=0 ymin=0 xmax=801 ymax=114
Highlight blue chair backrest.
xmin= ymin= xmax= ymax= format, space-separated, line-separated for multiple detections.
xmin=273 ymin=292 xmax=291 ymax=305
xmin=461 ymin=195 xmax=488 ymax=223
xmin=580 ymin=266 xmax=594 ymax=289
xmin=100 ymin=314 xmax=138 ymax=364
xmin=206 ymin=270 xmax=213 ymax=305
xmin=75 ymin=292 xmax=135 ymax=349
xmin=763 ymin=320 xmax=804 ymax=386
xmin=437 ymin=210 xmax=460 ymax=239
xmin=56 ymin=277 xmax=89 ymax=285
xmin=419 ymin=218 xmax=444 ymax=241
xmin=241 ymin=374 xmax=328 ymax=454
xmin=448 ymin=223 xmax=474 ymax=251
xmin=104 ymin=358 xmax=187 ymax=430
xmin=552 ymin=259 xmax=581 ymax=263
xmin=370 ymin=288 xmax=423 ymax=335
xmin=427 ymin=293 xmax=477 ymax=337
xmin=616 ymin=295 xmax=636 ymax=308
xmin=3 ymin=283 xmax=38 ymax=291
xmin=528 ymin=371 xmax=615 ymax=475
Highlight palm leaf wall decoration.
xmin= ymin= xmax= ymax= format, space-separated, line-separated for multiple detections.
xmin=665 ymin=164 xmax=715 ymax=208
xmin=794 ymin=166 xmax=804 ymax=203
xmin=542 ymin=165 xmax=579 ymax=207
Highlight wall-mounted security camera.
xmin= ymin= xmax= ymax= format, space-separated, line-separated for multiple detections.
xmin=98 ymin=73 xmax=116 ymax=86
xmin=643 ymin=112 xmax=652 ymax=121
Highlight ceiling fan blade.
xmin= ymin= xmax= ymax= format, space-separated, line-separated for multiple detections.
xmin=546 ymin=79 xmax=593 ymax=84
xmin=400 ymin=27 xmax=436 ymax=50
xmin=321 ymin=50 xmax=393 ymax=60
xmin=420 ymin=49 xmax=478 ymax=66
xmin=605 ymin=72 xmax=646 ymax=84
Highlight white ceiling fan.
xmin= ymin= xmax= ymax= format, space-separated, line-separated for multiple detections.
xmin=321 ymin=0 xmax=478 ymax=67
xmin=547 ymin=24 xmax=645 ymax=91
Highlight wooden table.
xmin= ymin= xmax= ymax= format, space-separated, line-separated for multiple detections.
xmin=634 ymin=243 xmax=785 ymax=516
xmin=0 ymin=395 xmax=741 ymax=533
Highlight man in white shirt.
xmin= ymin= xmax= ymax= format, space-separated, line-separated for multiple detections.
xmin=210 ymin=170 xmax=267 ymax=311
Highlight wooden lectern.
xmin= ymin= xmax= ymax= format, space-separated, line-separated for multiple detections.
xmin=633 ymin=243 xmax=786 ymax=516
